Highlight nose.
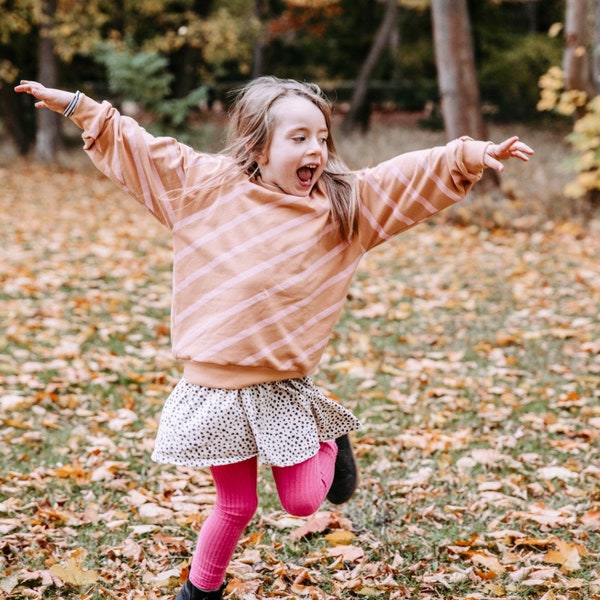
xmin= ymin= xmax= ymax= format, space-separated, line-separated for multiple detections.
xmin=307 ymin=136 xmax=323 ymax=155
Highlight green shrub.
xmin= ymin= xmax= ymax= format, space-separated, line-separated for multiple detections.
xmin=479 ymin=34 xmax=562 ymax=121
xmin=94 ymin=43 xmax=207 ymax=138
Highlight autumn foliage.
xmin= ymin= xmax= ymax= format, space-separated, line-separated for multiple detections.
xmin=1 ymin=139 xmax=600 ymax=600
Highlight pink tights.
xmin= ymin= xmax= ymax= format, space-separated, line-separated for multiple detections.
xmin=189 ymin=441 xmax=337 ymax=591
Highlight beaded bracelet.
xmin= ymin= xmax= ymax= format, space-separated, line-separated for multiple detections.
xmin=63 ymin=90 xmax=81 ymax=118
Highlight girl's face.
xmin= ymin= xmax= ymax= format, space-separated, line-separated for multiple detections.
xmin=258 ymin=96 xmax=329 ymax=197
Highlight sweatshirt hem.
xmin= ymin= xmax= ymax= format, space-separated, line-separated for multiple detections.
xmin=182 ymin=361 xmax=308 ymax=389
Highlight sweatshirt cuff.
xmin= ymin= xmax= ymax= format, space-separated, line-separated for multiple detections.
xmin=70 ymin=95 xmax=115 ymax=150
xmin=459 ymin=136 xmax=493 ymax=180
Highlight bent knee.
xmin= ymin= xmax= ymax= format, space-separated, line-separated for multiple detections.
xmin=280 ymin=496 xmax=322 ymax=518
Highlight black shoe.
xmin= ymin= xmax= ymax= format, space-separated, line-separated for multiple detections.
xmin=175 ymin=579 xmax=226 ymax=600
xmin=327 ymin=434 xmax=358 ymax=504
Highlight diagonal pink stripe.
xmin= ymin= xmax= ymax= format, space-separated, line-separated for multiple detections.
xmin=198 ymin=258 xmax=360 ymax=362
xmin=175 ymin=210 xmax=320 ymax=293
xmin=415 ymin=155 xmax=463 ymax=203
xmin=172 ymin=181 xmax=255 ymax=234
xmin=173 ymin=228 xmax=349 ymax=350
xmin=237 ymin=292 xmax=351 ymax=366
xmin=278 ymin=331 xmax=335 ymax=371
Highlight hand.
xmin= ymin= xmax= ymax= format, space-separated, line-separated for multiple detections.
xmin=484 ymin=136 xmax=534 ymax=172
xmin=14 ymin=80 xmax=75 ymax=115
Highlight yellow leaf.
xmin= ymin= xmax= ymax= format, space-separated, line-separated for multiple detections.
xmin=355 ymin=586 xmax=381 ymax=596
xmin=544 ymin=539 xmax=587 ymax=573
xmin=548 ymin=22 xmax=563 ymax=38
xmin=471 ymin=552 xmax=506 ymax=577
xmin=325 ymin=530 xmax=355 ymax=546
xmin=50 ymin=552 xmax=99 ymax=586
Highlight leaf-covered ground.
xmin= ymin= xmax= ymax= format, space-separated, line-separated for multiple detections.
xmin=1 ymin=160 xmax=599 ymax=600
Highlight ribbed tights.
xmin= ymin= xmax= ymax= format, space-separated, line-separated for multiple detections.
xmin=189 ymin=441 xmax=337 ymax=591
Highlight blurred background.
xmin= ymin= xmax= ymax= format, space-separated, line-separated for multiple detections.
xmin=1 ymin=0 xmax=599 ymax=221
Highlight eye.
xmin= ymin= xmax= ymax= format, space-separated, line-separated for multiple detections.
xmin=319 ymin=137 xmax=328 ymax=145
xmin=293 ymin=135 xmax=306 ymax=142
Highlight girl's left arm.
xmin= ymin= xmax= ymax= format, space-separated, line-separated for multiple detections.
xmin=355 ymin=135 xmax=533 ymax=251
xmin=15 ymin=80 xmax=205 ymax=229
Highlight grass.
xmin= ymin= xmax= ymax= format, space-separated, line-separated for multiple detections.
xmin=1 ymin=114 xmax=600 ymax=598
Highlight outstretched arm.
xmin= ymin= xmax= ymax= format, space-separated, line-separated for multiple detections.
xmin=15 ymin=80 xmax=78 ymax=117
xmin=484 ymin=136 xmax=534 ymax=172
xmin=15 ymin=79 xmax=214 ymax=231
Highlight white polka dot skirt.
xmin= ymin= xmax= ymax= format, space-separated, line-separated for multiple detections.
xmin=151 ymin=377 xmax=362 ymax=468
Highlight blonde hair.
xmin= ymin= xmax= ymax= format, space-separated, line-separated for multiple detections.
xmin=224 ymin=76 xmax=358 ymax=241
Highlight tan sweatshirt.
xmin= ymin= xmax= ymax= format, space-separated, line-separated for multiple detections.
xmin=72 ymin=95 xmax=489 ymax=388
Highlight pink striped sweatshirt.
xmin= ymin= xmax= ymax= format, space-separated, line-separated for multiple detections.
xmin=72 ymin=95 xmax=490 ymax=388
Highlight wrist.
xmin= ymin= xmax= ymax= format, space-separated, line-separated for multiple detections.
xmin=63 ymin=90 xmax=81 ymax=118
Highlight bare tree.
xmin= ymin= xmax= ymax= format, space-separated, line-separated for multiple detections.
xmin=251 ymin=0 xmax=269 ymax=78
xmin=430 ymin=0 xmax=486 ymax=141
xmin=594 ymin=0 xmax=600 ymax=92
xmin=35 ymin=0 xmax=62 ymax=162
xmin=341 ymin=0 xmax=397 ymax=134
xmin=430 ymin=0 xmax=497 ymax=189
xmin=563 ymin=0 xmax=598 ymax=97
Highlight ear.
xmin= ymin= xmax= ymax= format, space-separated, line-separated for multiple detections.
xmin=255 ymin=150 xmax=268 ymax=166
xmin=248 ymin=144 xmax=267 ymax=167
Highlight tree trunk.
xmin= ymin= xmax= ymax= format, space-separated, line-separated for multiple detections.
xmin=430 ymin=0 xmax=486 ymax=141
xmin=592 ymin=0 xmax=600 ymax=94
xmin=0 ymin=81 xmax=33 ymax=155
xmin=563 ymin=0 xmax=595 ymax=97
xmin=35 ymin=0 xmax=62 ymax=162
xmin=524 ymin=0 xmax=538 ymax=33
xmin=341 ymin=0 xmax=397 ymax=134
xmin=430 ymin=0 xmax=498 ymax=189
xmin=251 ymin=0 xmax=269 ymax=79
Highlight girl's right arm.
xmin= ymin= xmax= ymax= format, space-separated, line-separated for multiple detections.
xmin=15 ymin=80 xmax=205 ymax=229
xmin=15 ymin=80 xmax=74 ymax=113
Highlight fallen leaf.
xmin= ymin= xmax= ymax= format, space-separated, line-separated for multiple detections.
xmin=325 ymin=530 xmax=355 ymax=546
xmin=49 ymin=551 xmax=99 ymax=586
xmin=544 ymin=538 xmax=587 ymax=573
xmin=326 ymin=545 xmax=364 ymax=562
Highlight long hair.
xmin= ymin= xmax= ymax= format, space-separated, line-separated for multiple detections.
xmin=223 ymin=76 xmax=358 ymax=241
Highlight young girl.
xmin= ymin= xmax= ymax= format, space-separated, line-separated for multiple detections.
xmin=16 ymin=77 xmax=533 ymax=600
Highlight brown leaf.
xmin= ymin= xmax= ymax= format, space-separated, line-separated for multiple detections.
xmin=289 ymin=510 xmax=351 ymax=539
xmin=326 ymin=545 xmax=364 ymax=562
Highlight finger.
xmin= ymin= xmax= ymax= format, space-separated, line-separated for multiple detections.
xmin=498 ymin=136 xmax=519 ymax=153
xmin=513 ymin=145 xmax=534 ymax=161
xmin=517 ymin=143 xmax=534 ymax=156
xmin=484 ymin=155 xmax=504 ymax=172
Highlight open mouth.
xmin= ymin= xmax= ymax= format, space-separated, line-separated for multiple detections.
xmin=297 ymin=165 xmax=317 ymax=186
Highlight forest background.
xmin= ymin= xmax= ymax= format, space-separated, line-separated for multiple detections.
xmin=0 ymin=0 xmax=568 ymax=151
xmin=1 ymin=1 xmax=600 ymax=599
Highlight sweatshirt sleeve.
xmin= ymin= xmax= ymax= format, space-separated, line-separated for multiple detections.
xmin=70 ymin=94 xmax=211 ymax=230
xmin=356 ymin=136 xmax=491 ymax=251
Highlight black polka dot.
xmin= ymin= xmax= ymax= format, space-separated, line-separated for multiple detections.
xmin=151 ymin=377 xmax=361 ymax=467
